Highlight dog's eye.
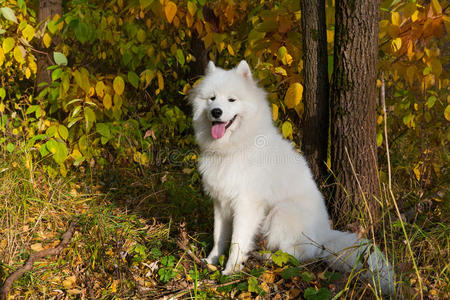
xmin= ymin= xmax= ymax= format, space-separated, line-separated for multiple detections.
xmin=228 ymin=98 xmax=236 ymax=102
xmin=210 ymin=96 xmax=216 ymax=101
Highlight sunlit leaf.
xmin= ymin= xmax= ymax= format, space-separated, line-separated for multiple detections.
xmin=13 ymin=46 xmax=25 ymax=63
xmin=43 ymin=33 xmax=52 ymax=48
xmin=54 ymin=51 xmax=68 ymax=66
xmin=22 ymin=24 xmax=35 ymax=41
xmin=0 ymin=7 xmax=18 ymax=23
xmin=3 ymin=37 xmax=15 ymax=53
xmin=284 ymin=83 xmax=303 ymax=109
xmin=281 ymin=121 xmax=293 ymax=139
xmin=165 ymin=1 xmax=177 ymax=24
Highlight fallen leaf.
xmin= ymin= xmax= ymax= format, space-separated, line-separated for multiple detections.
xmin=30 ymin=243 xmax=44 ymax=252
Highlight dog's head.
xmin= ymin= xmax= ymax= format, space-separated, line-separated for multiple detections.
xmin=189 ymin=60 xmax=270 ymax=150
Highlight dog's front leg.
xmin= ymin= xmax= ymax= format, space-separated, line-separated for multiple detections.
xmin=222 ymin=202 xmax=264 ymax=275
xmin=206 ymin=200 xmax=232 ymax=265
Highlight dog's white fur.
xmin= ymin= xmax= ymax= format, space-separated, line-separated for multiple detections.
xmin=190 ymin=61 xmax=394 ymax=294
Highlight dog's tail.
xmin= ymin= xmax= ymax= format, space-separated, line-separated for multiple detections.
xmin=320 ymin=230 xmax=395 ymax=296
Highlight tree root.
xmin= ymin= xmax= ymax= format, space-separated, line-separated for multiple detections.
xmin=0 ymin=222 xmax=76 ymax=300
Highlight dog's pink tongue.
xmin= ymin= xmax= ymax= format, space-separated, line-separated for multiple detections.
xmin=211 ymin=123 xmax=226 ymax=139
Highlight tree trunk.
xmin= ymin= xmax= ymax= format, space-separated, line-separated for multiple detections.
xmin=300 ymin=0 xmax=329 ymax=186
xmin=330 ymin=0 xmax=380 ymax=225
xmin=36 ymin=0 xmax=62 ymax=88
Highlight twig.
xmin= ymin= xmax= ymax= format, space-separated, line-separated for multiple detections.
xmin=380 ymin=72 xmax=392 ymax=190
xmin=176 ymin=222 xmax=208 ymax=269
xmin=0 ymin=222 xmax=76 ymax=300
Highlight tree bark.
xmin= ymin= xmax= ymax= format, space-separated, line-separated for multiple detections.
xmin=330 ymin=0 xmax=380 ymax=225
xmin=300 ymin=0 xmax=329 ymax=186
xmin=36 ymin=0 xmax=62 ymax=88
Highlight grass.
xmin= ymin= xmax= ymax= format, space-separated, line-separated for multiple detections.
xmin=0 ymin=147 xmax=448 ymax=299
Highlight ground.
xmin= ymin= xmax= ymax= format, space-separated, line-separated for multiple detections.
xmin=0 ymin=152 xmax=448 ymax=299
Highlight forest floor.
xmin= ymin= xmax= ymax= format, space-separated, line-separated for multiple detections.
xmin=0 ymin=151 xmax=448 ymax=299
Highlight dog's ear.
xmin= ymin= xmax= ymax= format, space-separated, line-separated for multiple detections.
xmin=205 ymin=61 xmax=216 ymax=75
xmin=236 ymin=60 xmax=252 ymax=79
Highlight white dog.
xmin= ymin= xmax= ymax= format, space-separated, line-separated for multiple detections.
xmin=190 ymin=60 xmax=394 ymax=295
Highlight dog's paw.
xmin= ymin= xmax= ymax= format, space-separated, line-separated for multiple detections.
xmin=205 ymin=255 xmax=219 ymax=265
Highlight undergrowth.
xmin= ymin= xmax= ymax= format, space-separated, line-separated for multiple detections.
xmin=0 ymin=148 xmax=448 ymax=299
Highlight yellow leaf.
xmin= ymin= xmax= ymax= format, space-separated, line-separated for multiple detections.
xmin=411 ymin=10 xmax=419 ymax=22
xmin=29 ymin=58 xmax=37 ymax=74
xmin=164 ymin=1 xmax=177 ymax=24
xmin=71 ymin=149 xmax=82 ymax=160
xmin=113 ymin=76 xmax=125 ymax=95
xmin=284 ymin=83 xmax=303 ymax=109
xmin=0 ymin=103 xmax=4 ymax=113
xmin=391 ymin=11 xmax=401 ymax=26
xmin=62 ymin=275 xmax=77 ymax=289
xmin=272 ymin=103 xmax=278 ymax=121
xmin=377 ymin=115 xmax=383 ymax=125
xmin=430 ymin=58 xmax=442 ymax=78
xmin=413 ymin=164 xmax=421 ymax=181
xmin=186 ymin=13 xmax=194 ymax=27
xmin=25 ymin=67 xmax=31 ymax=79
xmin=227 ymin=44 xmax=235 ymax=56
xmin=2 ymin=37 xmax=15 ymax=53
xmin=13 ymin=46 xmax=25 ymax=63
xmin=22 ymin=24 xmax=35 ymax=41
xmin=95 ymin=81 xmax=105 ymax=98
xmin=43 ymin=33 xmax=52 ymax=48
xmin=0 ymin=48 xmax=4 ymax=66
xmin=444 ymin=105 xmax=450 ymax=121
xmin=103 ymin=93 xmax=112 ymax=109
xmin=110 ymin=279 xmax=119 ymax=292
xmin=31 ymin=243 xmax=44 ymax=251
xmin=157 ymin=71 xmax=164 ymax=91
xmin=391 ymin=38 xmax=402 ymax=53
xmin=431 ymin=0 xmax=442 ymax=14
xmin=281 ymin=121 xmax=293 ymax=139
xmin=274 ymin=67 xmax=287 ymax=76
xmin=187 ymin=1 xmax=197 ymax=16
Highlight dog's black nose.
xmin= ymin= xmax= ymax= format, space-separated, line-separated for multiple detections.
xmin=211 ymin=108 xmax=222 ymax=119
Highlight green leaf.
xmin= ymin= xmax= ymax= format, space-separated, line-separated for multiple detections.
xmin=6 ymin=142 xmax=14 ymax=153
xmin=300 ymin=271 xmax=315 ymax=283
xmin=272 ymin=250 xmax=290 ymax=267
xmin=52 ymin=68 xmax=63 ymax=81
xmin=128 ymin=71 xmax=140 ymax=89
xmin=25 ymin=105 xmax=39 ymax=115
xmin=53 ymin=52 xmax=68 ymax=66
xmin=426 ymin=95 xmax=437 ymax=109
xmin=247 ymin=277 xmax=259 ymax=293
xmin=175 ymin=49 xmax=185 ymax=66
xmin=74 ymin=21 xmax=90 ymax=43
xmin=377 ymin=131 xmax=383 ymax=147
xmin=53 ymin=141 xmax=68 ymax=164
xmin=46 ymin=125 xmax=58 ymax=137
xmin=304 ymin=287 xmax=331 ymax=300
xmin=281 ymin=267 xmax=301 ymax=279
xmin=0 ymin=87 xmax=5 ymax=100
xmin=58 ymin=125 xmax=69 ymax=140
xmin=84 ymin=106 xmax=96 ymax=132
xmin=96 ymin=123 xmax=111 ymax=138
xmin=0 ymin=7 xmax=18 ymax=23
